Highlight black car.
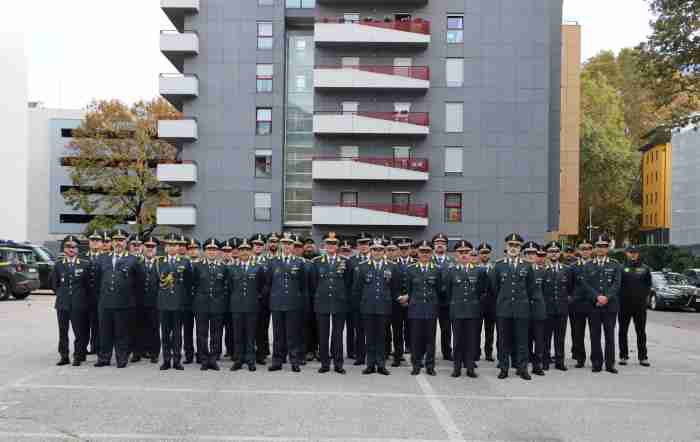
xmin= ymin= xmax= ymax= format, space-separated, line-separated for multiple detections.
xmin=684 ymin=269 xmax=700 ymax=288
xmin=23 ymin=243 xmax=56 ymax=290
xmin=0 ymin=244 xmax=40 ymax=300
xmin=648 ymin=272 xmax=700 ymax=312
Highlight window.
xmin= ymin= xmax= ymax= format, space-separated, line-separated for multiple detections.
xmin=254 ymin=193 xmax=272 ymax=221
xmin=447 ymin=15 xmax=464 ymax=43
xmin=394 ymin=102 xmax=411 ymax=113
xmin=392 ymin=192 xmax=411 ymax=210
xmin=340 ymin=191 xmax=358 ymax=207
xmin=60 ymin=128 xmax=74 ymax=138
xmin=342 ymin=102 xmax=358 ymax=114
xmin=342 ymin=57 xmax=360 ymax=67
xmin=444 ymin=193 xmax=463 ymax=222
xmin=393 ymin=146 xmax=412 ymax=159
xmin=295 ymin=74 xmax=307 ymax=92
xmin=445 ymin=103 xmax=463 ymax=132
xmin=343 ymin=13 xmax=360 ymax=23
xmin=286 ymin=0 xmax=315 ymax=8
xmin=257 ymin=22 xmax=273 ymax=50
xmin=256 ymin=64 xmax=273 ymax=93
xmin=446 ymin=58 xmax=464 ymax=87
xmin=339 ymin=146 xmax=359 ymax=159
xmin=255 ymin=149 xmax=272 ymax=178
xmin=258 ymin=0 xmax=273 ymax=5
xmin=444 ymin=147 xmax=463 ymax=174
xmin=394 ymin=58 xmax=412 ymax=77
xmin=256 ymin=108 xmax=272 ymax=135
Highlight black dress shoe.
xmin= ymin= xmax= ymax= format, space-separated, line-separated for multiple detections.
xmin=640 ymin=360 xmax=650 ymax=367
xmin=76 ymin=355 xmax=86 ymax=363
xmin=377 ymin=367 xmax=390 ymax=376
xmin=248 ymin=365 xmax=256 ymax=372
xmin=347 ymin=353 xmax=356 ymax=359
xmin=517 ymin=370 xmax=531 ymax=380
xmin=117 ymin=362 xmax=127 ymax=369
xmin=619 ymin=358 xmax=628 ymax=365
xmin=200 ymin=364 xmax=209 ymax=371
xmin=575 ymin=360 xmax=585 ymax=368
xmin=160 ymin=361 xmax=171 ymax=370
xmin=184 ymin=357 xmax=194 ymax=365
xmin=555 ymin=363 xmax=568 ymax=371
xmin=353 ymin=360 xmax=364 ymax=366
xmin=426 ymin=368 xmax=436 ymax=376
xmin=291 ymin=365 xmax=301 ymax=372
xmin=362 ymin=366 xmax=376 ymax=375
xmin=592 ymin=366 xmax=602 ymax=373
xmin=410 ymin=367 xmax=420 ymax=375
xmin=56 ymin=357 xmax=70 ymax=366
xmin=231 ymin=362 xmax=243 ymax=371
xmin=533 ymin=368 xmax=545 ymax=376
xmin=485 ymin=355 xmax=495 ymax=362
xmin=87 ymin=350 xmax=96 ymax=355
xmin=173 ymin=362 xmax=184 ymax=370
xmin=150 ymin=356 xmax=159 ymax=364
xmin=268 ymin=364 xmax=282 ymax=372
xmin=466 ymin=368 xmax=478 ymax=378
xmin=256 ymin=358 xmax=267 ymax=365
xmin=209 ymin=361 xmax=220 ymax=371
xmin=444 ymin=355 xmax=453 ymax=361
xmin=605 ymin=367 xmax=618 ymax=374
xmin=130 ymin=355 xmax=141 ymax=363
xmin=72 ymin=360 xmax=81 ymax=367
xmin=473 ymin=362 xmax=478 ymax=368
xmin=391 ymin=360 xmax=401 ymax=367
xmin=318 ymin=366 xmax=330 ymax=373
xmin=451 ymin=368 xmax=461 ymax=378
xmin=542 ymin=364 xmax=550 ymax=371
xmin=94 ymin=361 xmax=109 ymax=367
xmin=497 ymin=369 xmax=509 ymax=379
xmin=334 ymin=367 xmax=346 ymax=374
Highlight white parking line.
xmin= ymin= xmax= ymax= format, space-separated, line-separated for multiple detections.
xmin=416 ymin=375 xmax=464 ymax=442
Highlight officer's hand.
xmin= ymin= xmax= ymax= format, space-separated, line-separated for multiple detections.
xmin=596 ymin=295 xmax=608 ymax=306
xmin=398 ymin=295 xmax=409 ymax=305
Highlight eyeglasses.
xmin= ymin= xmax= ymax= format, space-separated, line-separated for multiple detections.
xmin=597 ymin=244 xmax=610 ymax=249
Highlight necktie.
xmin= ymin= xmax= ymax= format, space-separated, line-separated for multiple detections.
xmin=112 ymin=255 xmax=117 ymax=270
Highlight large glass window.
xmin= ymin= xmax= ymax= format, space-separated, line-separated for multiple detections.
xmin=256 ymin=64 xmax=273 ymax=93
xmin=256 ymin=108 xmax=272 ymax=135
xmin=254 ymin=193 xmax=272 ymax=221
xmin=255 ymin=149 xmax=272 ymax=178
xmin=286 ymin=0 xmax=315 ymax=8
xmin=444 ymin=193 xmax=463 ymax=223
xmin=446 ymin=58 xmax=464 ymax=87
xmin=257 ymin=22 xmax=273 ymax=50
xmin=444 ymin=147 xmax=463 ymax=174
xmin=445 ymin=103 xmax=463 ymax=133
xmin=447 ymin=15 xmax=464 ymax=43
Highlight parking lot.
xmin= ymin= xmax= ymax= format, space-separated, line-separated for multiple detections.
xmin=1 ymin=295 xmax=699 ymax=442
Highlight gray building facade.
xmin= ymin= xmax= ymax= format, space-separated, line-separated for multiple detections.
xmin=158 ymin=0 xmax=563 ymax=247
xmin=671 ymin=125 xmax=700 ymax=247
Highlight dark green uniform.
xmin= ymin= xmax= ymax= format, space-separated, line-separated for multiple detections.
xmin=192 ymin=259 xmax=229 ymax=369
xmin=528 ymin=264 xmax=547 ymax=371
xmin=584 ymin=257 xmax=622 ymax=370
xmin=542 ymin=262 xmax=574 ymax=368
xmin=138 ymin=256 xmax=161 ymax=361
xmin=406 ymin=262 xmax=442 ymax=372
xmin=229 ymin=259 xmax=266 ymax=368
xmin=52 ymin=256 xmax=90 ymax=363
xmin=156 ymin=256 xmax=193 ymax=367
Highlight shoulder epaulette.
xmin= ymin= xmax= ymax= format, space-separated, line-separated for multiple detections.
xmin=496 ymin=258 xmax=507 ymax=263
xmin=407 ymin=262 xmax=419 ymax=268
xmin=312 ymin=256 xmax=323 ymax=262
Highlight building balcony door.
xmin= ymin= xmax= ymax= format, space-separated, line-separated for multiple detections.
xmin=392 ymin=192 xmax=411 ymax=215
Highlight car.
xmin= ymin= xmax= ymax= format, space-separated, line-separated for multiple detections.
xmin=684 ymin=269 xmax=700 ymax=288
xmin=22 ymin=243 xmax=56 ymax=290
xmin=0 ymin=244 xmax=41 ymax=300
xmin=648 ymin=271 xmax=700 ymax=312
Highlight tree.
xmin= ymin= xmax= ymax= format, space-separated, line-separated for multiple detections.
xmin=579 ymin=72 xmax=640 ymax=242
xmin=63 ymin=98 xmax=181 ymax=237
xmin=639 ymin=0 xmax=700 ymax=128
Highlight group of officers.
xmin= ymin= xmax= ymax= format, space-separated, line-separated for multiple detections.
xmin=52 ymin=228 xmax=652 ymax=381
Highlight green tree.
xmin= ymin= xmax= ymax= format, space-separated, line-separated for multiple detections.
xmin=579 ymin=72 xmax=640 ymax=242
xmin=63 ymin=98 xmax=181 ymax=237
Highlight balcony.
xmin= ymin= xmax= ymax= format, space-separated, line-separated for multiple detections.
xmin=314 ymin=66 xmax=429 ymax=90
xmin=159 ymin=74 xmax=199 ymax=109
xmin=313 ymin=157 xmax=429 ymax=181
xmin=160 ymin=30 xmax=199 ymax=72
xmin=318 ymin=0 xmax=426 ymax=4
xmin=315 ymin=18 xmax=430 ymax=46
xmin=161 ymin=0 xmax=199 ymax=32
xmin=157 ymin=161 xmax=198 ymax=183
xmin=313 ymin=112 xmax=429 ymax=136
xmin=157 ymin=205 xmax=197 ymax=226
xmin=313 ymin=203 xmax=429 ymax=227
xmin=158 ymin=118 xmax=198 ymax=141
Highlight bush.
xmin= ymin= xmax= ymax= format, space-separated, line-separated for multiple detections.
xmin=611 ymin=246 xmax=700 ymax=272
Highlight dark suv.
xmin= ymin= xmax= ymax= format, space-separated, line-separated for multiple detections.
xmin=0 ymin=243 xmax=41 ymax=300
xmin=684 ymin=269 xmax=700 ymax=288
xmin=22 ymin=243 xmax=56 ymax=289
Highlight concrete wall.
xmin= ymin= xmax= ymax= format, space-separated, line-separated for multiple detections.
xmin=670 ymin=126 xmax=700 ymax=246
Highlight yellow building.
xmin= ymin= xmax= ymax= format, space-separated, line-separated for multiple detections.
xmin=640 ymin=128 xmax=672 ymax=244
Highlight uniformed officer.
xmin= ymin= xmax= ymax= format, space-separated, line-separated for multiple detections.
xmin=85 ymin=231 xmax=103 ymax=356
xmin=265 ymin=233 xmax=307 ymax=372
xmin=128 ymin=234 xmax=143 ymax=257
xmin=182 ymin=236 xmax=200 ymax=364
xmin=220 ymin=237 xmax=238 ymax=360
xmin=94 ymin=229 xmax=144 ymax=368
xmin=492 ymin=233 xmax=536 ymax=380
xmin=523 ymin=242 xmax=547 ymax=376
xmin=432 ymin=233 xmax=453 ymax=361
xmin=383 ymin=238 xmax=399 ymax=359
xmin=192 ymin=238 xmax=228 ymax=371
xmin=476 ymin=242 xmax=496 ymax=362
xmin=348 ymin=233 xmax=372 ymax=364
xmin=128 ymin=234 xmax=145 ymax=363
xmin=100 ymin=230 xmax=112 ymax=254
xmin=542 ymin=241 xmax=574 ymax=371
xmin=618 ymin=245 xmax=653 ymax=367
xmin=230 ymin=238 xmax=266 ymax=371
xmin=52 ymin=235 xmax=90 ymax=366
xmin=401 ymin=240 xmax=442 ymax=376
xmin=339 ymin=239 xmax=353 ymax=258
xmin=390 ymin=237 xmax=413 ymax=366
xmin=353 ymin=238 xmax=399 ymax=375
xmin=443 ymin=241 xmax=490 ymax=378
xmin=301 ymin=237 xmax=320 ymax=363
xmin=585 ymin=234 xmax=622 ymax=373
xmin=157 ymin=233 xmax=193 ymax=370
xmin=252 ymin=233 xmax=271 ymax=365
xmin=139 ymin=236 xmax=161 ymax=364
xmin=308 ymin=232 xmax=352 ymax=374
xmin=571 ymin=239 xmax=595 ymax=367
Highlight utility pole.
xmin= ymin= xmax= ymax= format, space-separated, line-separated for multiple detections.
xmin=586 ymin=206 xmax=598 ymax=242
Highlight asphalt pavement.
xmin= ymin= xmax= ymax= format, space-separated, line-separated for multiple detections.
xmin=1 ymin=295 xmax=699 ymax=442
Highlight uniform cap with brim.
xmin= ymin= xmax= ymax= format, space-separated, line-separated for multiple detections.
xmin=239 ymin=238 xmax=252 ymax=249
xmin=280 ymin=232 xmax=294 ymax=244
xmin=128 ymin=234 xmax=143 ymax=244
xmin=163 ymin=233 xmax=180 ymax=244
xmin=62 ymin=235 xmax=80 ymax=247
xmin=144 ymin=236 xmax=159 ymax=247
xmin=88 ymin=232 xmax=103 ymax=241
xmin=578 ymin=239 xmax=593 ymax=248
xmin=323 ymin=231 xmax=339 ymax=244
xmin=432 ymin=233 xmax=448 ymax=244
xmin=505 ymin=233 xmax=524 ymax=244
xmin=523 ymin=241 xmax=539 ymax=253
xmin=595 ymin=234 xmax=611 ymax=246
xmin=177 ymin=234 xmax=188 ymax=245
xmin=267 ymin=232 xmax=280 ymax=243
xmin=111 ymin=229 xmax=129 ymax=240
xmin=340 ymin=240 xmax=352 ymax=250
xmin=101 ymin=231 xmax=112 ymax=242
xmin=356 ymin=232 xmax=372 ymax=245
xmin=545 ymin=241 xmax=561 ymax=252
xmin=203 ymin=238 xmax=219 ymax=249
xmin=251 ymin=234 xmax=266 ymax=245
xmin=370 ymin=238 xmax=386 ymax=249
xmin=453 ymin=240 xmax=473 ymax=252
xmin=187 ymin=238 xmax=201 ymax=249
xmin=417 ymin=240 xmax=433 ymax=251
xmin=477 ymin=242 xmax=493 ymax=253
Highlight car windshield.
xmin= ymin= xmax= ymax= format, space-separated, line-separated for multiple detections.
xmin=651 ymin=273 xmax=668 ymax=287
xmin=667 ymin=273 xmax=691 ymax=285
xmin=17 ymin=251 xmax=37 ymax=264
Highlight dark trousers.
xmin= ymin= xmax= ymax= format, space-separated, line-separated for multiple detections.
xmin=181 ymin=310 xmax=195 ymax=359
xmin=568 ymin=311 xmax=576 ymax=357
xmin=545 ymin=315 xmax=567 ymax=365
xmin=87 ymin=305 xmax=99 ymax=354
xmin=572 ymin=311 xmax=590 ymax=363
xmin=57 ymin=309 xmax=87 ymax=359
xmin=222 ymin=314 xmax=234 ymax=357
xmin=195 ymin=312 xmax=223 ymax=364
xmin=130 ymin=307 xmax=160 ymax=358
xmin=271 ymin=310 xmax=303 ymax=366
xmin=452 ymin=318 xmax=478 ymax=369
xmin=256 ymin=306 xmax=271 ymax=359
xmin=128 ymin=306 xmax=143 ymax=356
xmin=384 ymin=319 xmax=392 ymax=357
xmin=480 ymin=311 xmax=497 ymax=359
xmin=363 ymin=315 xmax=387 ymax=369
xmin=438 ymin=305 xmax=452 ymax=359
xmin=589 ymin=309 xmax=617 ymax=369
xmin=346 ymin=314 xmax=356 ymax=357
xmin=391 ymin=303 xmax=409 ymax=359
xmin=352 ymin=310 xmax=366 ymax=363
xmin=232 ymin=312 xmax=257 ymax=365
xmin=497 ymin=317 xmax=529 ymax=371
xmin=618 ymin=307 xmax=647 ymax=361
xmin=98 ymin=308 xmax=129 ymax=364
xmin=528 ymin=319 xmax=545 ymax=368
xmin=317 ymin=312 xmax=346 ymax=368
xmin=303 ymin=309 xmax=319 ymax=356
xmin=160 ymin=310 xmax=183 ymax=362
xmin=410 ymin=318 xmax=437 ymax=370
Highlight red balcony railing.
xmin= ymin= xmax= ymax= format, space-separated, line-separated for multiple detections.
xmin=316 ymin=111 xmax=430 ymax=127
xmin=335 ymin=202 xmax=429 ymax=218
xmin=314 ymin=156 xmax=429 ymax=172
xmin=316 ymin=65 xmax=430 ymax=81
xmin=317 ymin=17 xmax=431 ymax=35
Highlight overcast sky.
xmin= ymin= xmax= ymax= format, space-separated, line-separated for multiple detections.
xmin=15 ymin=0 xmax=654 ymax=109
